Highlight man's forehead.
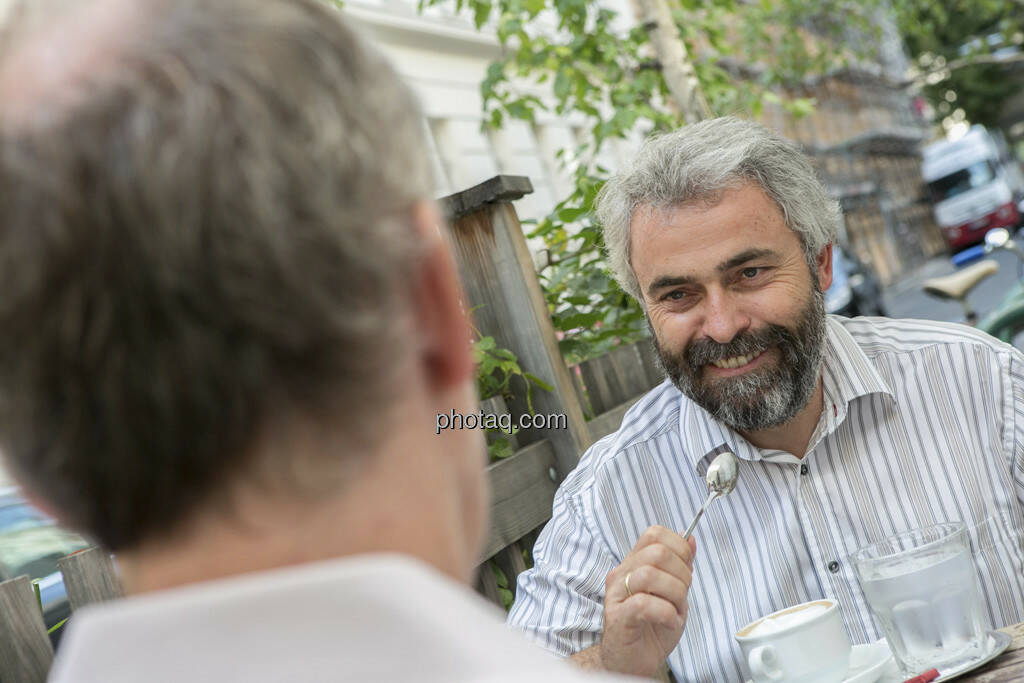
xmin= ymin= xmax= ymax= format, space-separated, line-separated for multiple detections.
xmin=0 ymin=0 xmax=146 ymax=129
xmin=628 ymin=186 xmax=803 ymax=281
xmin=632 ymin=195 xmax=722 ymax=224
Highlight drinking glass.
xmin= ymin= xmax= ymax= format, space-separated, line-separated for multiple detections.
xmin=852 ymin=522 xmax=990 ymax=675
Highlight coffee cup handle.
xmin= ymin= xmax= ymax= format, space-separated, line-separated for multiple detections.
xmin=748 ymin=645 xmax=784 ymax=682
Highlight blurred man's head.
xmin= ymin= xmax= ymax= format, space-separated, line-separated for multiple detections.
xmin=596 ymin=118 xmax=839 ymax=433
xmin=0 ymin=0 xmax=486 ymax=588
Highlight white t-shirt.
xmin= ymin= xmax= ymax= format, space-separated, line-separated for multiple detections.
xmin=48 ymin=553 xmax=636 ymax=682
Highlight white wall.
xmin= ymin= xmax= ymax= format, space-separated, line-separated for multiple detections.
xmin=343 ymin=0 xmax=638 ymax=228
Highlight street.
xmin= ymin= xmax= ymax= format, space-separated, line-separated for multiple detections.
xmin=882 ymin=249 xmax=1022 ymax=337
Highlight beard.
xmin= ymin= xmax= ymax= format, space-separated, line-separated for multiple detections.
xmin=653 ymin=287 xmax=827 ymax=433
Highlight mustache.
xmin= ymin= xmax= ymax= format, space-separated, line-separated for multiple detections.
xmin=684 ymin=325 xmax=792 ymax=368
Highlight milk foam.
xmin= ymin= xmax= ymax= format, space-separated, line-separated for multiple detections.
xmin=748 ymin=604 xmax=829 ymax=636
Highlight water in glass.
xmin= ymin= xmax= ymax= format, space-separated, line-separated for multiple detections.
xmin=854 ymin=523 xmax=989 ymax=675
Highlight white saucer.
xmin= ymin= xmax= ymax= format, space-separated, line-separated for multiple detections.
xmin=844 ymin=640 xmax=896 ymax=683
xmin=744 ymin=640 xmax=894 ymax=683
xmin=930 ymin=630 xmax=1011 ymax=682
xmin=874 ymin=630 xmax=1013 ymax=682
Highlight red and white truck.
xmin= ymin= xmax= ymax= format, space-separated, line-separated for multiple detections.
xmin=922 ymin=125 xmax=1024 ymax=252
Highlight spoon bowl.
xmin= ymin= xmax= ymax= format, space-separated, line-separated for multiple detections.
xmin=705 ymin=450 xmax=739 ymax=496
xmin=682 ymin=451 xmax=739 ymax=540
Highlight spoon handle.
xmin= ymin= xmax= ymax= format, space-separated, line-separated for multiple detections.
xmin=681 ymin=490 xmax=719 ymax=540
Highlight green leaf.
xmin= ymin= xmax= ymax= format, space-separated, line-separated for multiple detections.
xmin=488 ymin=437 xmax=516 ymax=460
xmin=47 ymin=618 xmax=69 ymax=635
xmin=524 ymin=372 xmax=554 ymax=392
xmin=559 ymin=311 xmax=602 ymax=329
xmin=524 ymin=0 xmax=544 ymax=15
xmin=472 ymin=0 xmax=492 ymax=28
xmin=556 ymin=206 xmax=588 ymax=222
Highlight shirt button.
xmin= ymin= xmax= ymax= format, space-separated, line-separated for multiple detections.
xmin=828 ymin=560 xmax=840 ymax=573
xmin=800 ymin=464 xmax=809 ymax=476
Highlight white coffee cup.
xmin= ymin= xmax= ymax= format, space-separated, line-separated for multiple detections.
xmin=734 ymin=599 xmax=851 ymax=683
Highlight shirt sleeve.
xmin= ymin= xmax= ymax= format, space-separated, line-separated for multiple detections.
xmin=1009 ymin=348 xmax=1024 ymax=507
xmin=506 ymin=473 xmax=618 ymax=656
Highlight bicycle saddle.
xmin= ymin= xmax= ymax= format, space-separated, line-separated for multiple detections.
xmin=922 ymin=259 xmax=1000 ymax=301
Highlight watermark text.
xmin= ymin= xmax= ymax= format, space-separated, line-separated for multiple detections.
xmin=435 ymin=409 xmax=567 ymax=435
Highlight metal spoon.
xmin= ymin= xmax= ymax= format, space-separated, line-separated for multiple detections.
xmin=682 ymin=451 xmax=738 ymax=540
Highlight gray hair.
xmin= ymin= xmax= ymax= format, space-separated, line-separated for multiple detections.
xmin=595 ymin=116 xmax=839 ymax=301
xmin=0 ymin=0 xmax=434 ymax=550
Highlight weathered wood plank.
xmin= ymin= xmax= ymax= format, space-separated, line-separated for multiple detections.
xmin=475 ymin=563 xmax=505 ymax=609
xmin=0 ymin=575 xmax=53 ymax=683
xmin=440 ymin=175 xmax=534 ymax=221
xmin=447 ymin=182 xmax=591 ymax=478
xmin=480 ymin=395 xmax=518 ymax=452
xmin=521 ymin=525 xmax=543 ymax=567
xmin=588 ymin=397 xmax=642 ymax=443
xmin=961 ymin=656 xmax=1024 ymax=682
xmin=579 ymin=354 xmax=617 ymax=416
xmin=998 ymin=621 xmax=1024 ymax=650
xmin=482 ymin=440 xmax=558 ymax=560
xmin=635 ymin=338 xmax=665 ymax=388
xmin=570 ymin=367 xmax=594 ymax=419
xmin=580 ymin=343 xmax=656 ymax=416
xmin=57 ymin=547 xmax=123 ymax=611
xmin=960 ymin=623 xmax=1024 ymax=681
xmin=607 ymin=343 xmax=652 ymax=404
xmin=493 ymin=542 xmax=529 ymax=602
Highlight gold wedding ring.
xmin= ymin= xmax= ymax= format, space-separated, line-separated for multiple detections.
xmin=624 ymin=571 xmax=633 ymax=598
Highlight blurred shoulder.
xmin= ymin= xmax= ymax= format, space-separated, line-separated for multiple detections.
xmin=831 ymin=315 xmax=1016 ymax=359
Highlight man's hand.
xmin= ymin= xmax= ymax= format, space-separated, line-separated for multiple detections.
xmin=597 ymin=526 xmax=696 ymax=677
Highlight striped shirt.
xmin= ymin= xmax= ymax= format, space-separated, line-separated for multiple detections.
xmin=507 ymin=315 xmax=1024 ymax=682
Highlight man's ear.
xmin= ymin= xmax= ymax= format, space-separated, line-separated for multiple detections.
xmin=410 ymin=201 xmax=474 ymax=391
xmin=816 ymin=243 xmax=833 ymax=292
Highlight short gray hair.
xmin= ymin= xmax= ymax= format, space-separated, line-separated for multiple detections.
xmin=596 ymin=116 xmax=839 ymax=301
xmin=0 ymin=0 xmax=434 ymax=550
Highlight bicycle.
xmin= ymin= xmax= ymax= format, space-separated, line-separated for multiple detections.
xmin=922 ymin=228 xmax=1024 ymax=345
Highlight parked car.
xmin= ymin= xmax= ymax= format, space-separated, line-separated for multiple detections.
xmin=0 ymin=487 xmax=89 ymax=647
xmin=825 ymin=246 xmax=887 ymax=317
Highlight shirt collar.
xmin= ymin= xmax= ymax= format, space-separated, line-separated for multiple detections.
xmin=678 ymin=315 xmax=896 ymax=473
xmin=47 ymin=554 xmax=516 ymax=683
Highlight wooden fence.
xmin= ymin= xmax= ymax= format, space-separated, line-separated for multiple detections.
xmin=0 ymin=548 xmax=123 ymax=683
xmin=0 ymin=176 xmax=666 ymax=682
xmin=439 ymin=176 xmax=665 ymax=607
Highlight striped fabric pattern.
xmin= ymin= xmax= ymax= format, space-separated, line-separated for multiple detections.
xmin=507 ymin=316 xmax=1024 ymax=682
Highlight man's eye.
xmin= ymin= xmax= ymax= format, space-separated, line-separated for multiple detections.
xmin=741 ymin=267 xmax=762 ymax=279
xmin=665 ymin=290 xmax=687 ymax=301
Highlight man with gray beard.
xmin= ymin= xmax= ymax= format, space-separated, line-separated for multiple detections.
xmin=507 ymin=117 xmax=1024 ymax=682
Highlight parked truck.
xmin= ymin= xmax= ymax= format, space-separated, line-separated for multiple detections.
xmin=922 ymin=124 xmax=1024 ymax=252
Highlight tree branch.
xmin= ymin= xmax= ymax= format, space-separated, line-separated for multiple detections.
xmin=635 ymin=0 xmax=710 ymax=124
xmin=907 ymin=51 xmax=1024 ymax=87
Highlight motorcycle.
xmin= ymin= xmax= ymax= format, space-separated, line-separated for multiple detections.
xmin=922 ymin=228 xmax=1024 ymax=344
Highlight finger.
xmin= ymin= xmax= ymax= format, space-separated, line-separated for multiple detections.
xmin=630 ymin=525 xmax=695 ymax=566
xmin=620 ymin=565 xmax=692 ymax=616
xmin=615 ymin=592 xmax=685 ymax=633
xmin=608 ymin=545 xmax=692 ymax=602
xmin=631 ymin=542 xmax=693 ymax=581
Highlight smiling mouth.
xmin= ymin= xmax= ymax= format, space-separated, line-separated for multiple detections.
xmin=708 ymin=349 xmax=765 ymax=370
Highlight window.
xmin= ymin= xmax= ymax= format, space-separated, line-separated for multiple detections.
xmin=927 ymin=160 xmax=997 ymax=202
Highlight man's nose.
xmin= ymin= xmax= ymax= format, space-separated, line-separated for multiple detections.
xmin=700 ymin=289 xmax=751 ymax=344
